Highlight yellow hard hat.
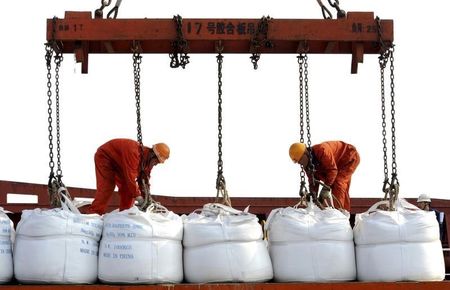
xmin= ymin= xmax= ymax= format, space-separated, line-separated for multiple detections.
xmin=153 ymin=143 xmax=170 ymax=163
xmin=289 ymin=143 xmax=306 ymax=163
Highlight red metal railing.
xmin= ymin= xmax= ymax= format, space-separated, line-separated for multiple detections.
xmin=1 ymin=179 xmax=449 ymax=279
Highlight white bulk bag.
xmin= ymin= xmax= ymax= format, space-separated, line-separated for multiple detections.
xmin=354 ymin=199 xmax=445 ymax=282
xmin=266 ymin=204 xmax=356 ymax=282
xmin=98 ymin=205 xmax=183 ymax=284
xmin=14 ymin=197 xmax=103 ymax=284
xmin=0 ymin=207 xmax=14 ymax=284
xmin=183 ymin=203 xmax=273 ymax=283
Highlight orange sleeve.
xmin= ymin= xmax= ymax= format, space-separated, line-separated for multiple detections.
xmin=314 ymin=144 xmax=338 ymax=186
xmin=119 ymin=142 xmax=141 ymax=198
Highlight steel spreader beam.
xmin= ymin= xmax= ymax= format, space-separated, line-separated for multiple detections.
xmin=46 ymin=11 xmax=393 ymax=73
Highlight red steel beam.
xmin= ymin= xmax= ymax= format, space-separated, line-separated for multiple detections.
xmin=2 ymin=180 xmax=450 ymax=219
xmin=46 ymin=11 xmax=393 ymax=73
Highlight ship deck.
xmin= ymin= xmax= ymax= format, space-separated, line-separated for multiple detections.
xmin=1 ymin=180 xmax=449 ymax=288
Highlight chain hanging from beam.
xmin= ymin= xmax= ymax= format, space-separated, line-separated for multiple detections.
xmin=215 ymin=41 xmax=231 ymax=207
xmin=132 ymin=43 xmax=156 ymax=211
xmin=133 ymin=44 xmax=143 ymax=149
xmin=47 ymin=12 xmax=394 ymax=74
xmin=377 ymin=16 xmax=399 ymax=211
xmin=45 ymin=32 xmax=71 ymax=208
xmin=295 ymin=51 xmax=319 ymax=207
xmin=249 ymin=16 xmax=273 ymax=70
xmin=169 ymin=15 xmax=190 ymax=69
xmin=316 ymin=0 xmax=346 ymax=19
xmin=94 ymin=0 xmax=122 ymax=19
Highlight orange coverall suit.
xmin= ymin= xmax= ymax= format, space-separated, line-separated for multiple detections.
xmin=308 ymin=141 xmax=360 ymax=211
xmin=89 ymin=138 xmax=152 ymax=215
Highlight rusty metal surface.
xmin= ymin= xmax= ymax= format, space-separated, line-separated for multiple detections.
xmin=0 ymin=282 xmax=449 ymax=289
xmin=46 ymin=11 xmax=393 ymax=73
xmin=47 ymin=11 xmax=393 ymax=54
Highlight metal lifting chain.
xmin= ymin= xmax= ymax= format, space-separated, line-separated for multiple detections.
xmin=316 ymin=0 xmax=346 ymax=19
xmin=132 ymin=45 xmax=154 ymax=211
xmin=297 ymin=52 xmax=317 ymax=205
xmin=45 ymin=34 xmax=70 ymax=208
xmin=46 ymin=44 xmax=55 ymax=186
xmin=95 ymin=0 xmax=111 ymax=18
xmin=95 ymin=0 xmax=122 ymax=19
xmin=250 ymin=16 xmax=273 ymax=70
xmin=54 ymin=51 xmax=64 ymax=182
xmin=387 ymin=47 xmax=399 ymax=208
xmin=107 ymin=0 xmax=122 ymax=19
xmin=169 ymin=15 xmax=190 ymax=69
xmin=377 ymin=17 xmax=399 ymax=210
xmin=215 ymin=42 xmax=231 ymax=207
xmin=53 ymin=51 xmax=71 ymax=207
xmin=327 ymin=0 xmax=346 ymax=18
xmin=377 ymin=16 xmax=390 ymax=195
xmin=133 ymin=48 xmax=143 ymax=147
xmin=389 ymin=49 xmax=398 ymax=180
xmin=379 ymin=53 xmax=390 ymax=198
xmin=297 ymin=53 xmax=308 ymax=201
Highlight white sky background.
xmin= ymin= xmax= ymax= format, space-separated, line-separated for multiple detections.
xmin=0 ymin=0 xmax=449 ymax=200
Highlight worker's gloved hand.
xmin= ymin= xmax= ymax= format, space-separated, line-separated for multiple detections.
xmin=135 ymin=196 xmax=145 ymax=207
xmin=318 ymin=186 xmax=332 ymax=202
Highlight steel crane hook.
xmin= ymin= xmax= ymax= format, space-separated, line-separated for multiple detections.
xmin=95 ymin=0 xmax=112 ymax=18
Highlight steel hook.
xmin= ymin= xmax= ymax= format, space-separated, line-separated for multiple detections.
xmin=107 ymin=0 xmax=122 ymax=19
xmin=215 ymin=40 xmax=224 ymax=54
xmin=95 ymin=0 xmax=112 ymax=18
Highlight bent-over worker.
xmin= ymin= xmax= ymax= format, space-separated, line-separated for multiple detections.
xmin=289 ymin=141 xmax=360 ymax=211
xmin=88 ymin=138 xmax=170 ymax=215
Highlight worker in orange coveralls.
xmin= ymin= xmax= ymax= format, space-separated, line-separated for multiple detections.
xmin=88 ymin=138 xmax=170 ymax=215
xmin=289 ymin=141 xmax=360 ymax=211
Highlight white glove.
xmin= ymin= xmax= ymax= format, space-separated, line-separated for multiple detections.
xmin=319 ymin=187 xmax=332 ymax=201
xmin=135 ymin=196 xmax=145 ymax=206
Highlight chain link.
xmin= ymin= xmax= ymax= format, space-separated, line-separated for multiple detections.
xmin=304 ymin=55 xmax=312 ymax=151
xmin=379 ymin=52 xmax=389 ymax=193
xmin=132 ymin=48 xmax=155 ymax=210
xmin=169 ymin=15 xmax=190 ymax=69
xmin=216 ymin=51 xmax=224 ymax=188
xmin=317 ymin=0 xmax=345 ymax=19
xmin=377 ymin=15 xmax=390 ymax=196
xmin=298 ymin=56 xmax=305 ymax=144
xmin=54 ymin=52 xmax=64 ymax=180
xmin=46 ymin=23 xmax=59 ymax=208
xmin=133 ymin=50 xmax=143 ymax=147
xmin=388 ymin=47 xmax=399 ymax=208
xmin=215 ymin=48 xmax=231 ymax=206
xmin=378 ymin=39 xmax=399 ymax=209
xmin=45 ymin=41 xmax=70 ymax=208
xmin=106 ymin=0 xmax=122 ymax=19
xmin=389 ymin=48 xmax=397 ymax=176
xmin=297 ymin=54 xmax=307 ymax=202
xmin=296 ymin=53 xmax=316 ymax=204
xmin=303 ymin=54 xmax=317 ymax=192
xmin=327 ymin=0 xmax=346 ymax=18
xmin=46 ymin=44 xmax=55 ymax=178
xmin=133 ymin=48 xmax=147 ymax=189
xmin=95 ymin=0 xmax=112 ymax=18
xmin=377 ymin=16 xmax=399 ymax=208
xmin=250 ymin=16 xmax=273 ymax=70
xmin=317 ymin=0 xmax=332 ymax=19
